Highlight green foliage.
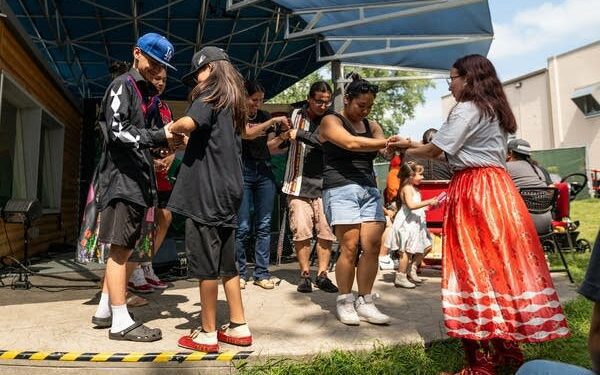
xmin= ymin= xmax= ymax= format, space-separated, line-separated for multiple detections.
xmin=268 ymin=66 xmax=434 ymax=137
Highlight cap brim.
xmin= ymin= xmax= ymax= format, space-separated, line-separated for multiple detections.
xmin=181 ymin=69 xmax=200 ymax=87
xmin=143 ymin=50 xmax=177 ymax=71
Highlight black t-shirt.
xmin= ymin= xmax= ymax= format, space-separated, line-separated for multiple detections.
xmin=168 ymin=98 xmax=243 ymax=227
xmin=322 ymin=113 xmax=378 ymax=189
xmin=242 ymin=109 xmax=273 ymax=161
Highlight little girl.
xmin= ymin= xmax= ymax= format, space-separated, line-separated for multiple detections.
xmin=167 ymin=46 xmax=251 ymax=353
xmin=385 ymin=162 xmax=438 ymax=289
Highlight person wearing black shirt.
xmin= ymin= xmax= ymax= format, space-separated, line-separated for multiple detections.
xmin=282 ymin=81 xmax=338 ymax=294
xmin=319 ymin=73 xmax=409 ymax=326
xmin=235 ymin=81 xmax=290 ymax=290
xmin=168 ymin=46 xmax=252 ymax=353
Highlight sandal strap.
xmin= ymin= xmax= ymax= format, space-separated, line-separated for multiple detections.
xmin=116 ymin=321 xmax=143 ymax=336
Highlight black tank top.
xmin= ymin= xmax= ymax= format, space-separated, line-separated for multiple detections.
xmin=322 ymin=113 xmax=378 ymax=189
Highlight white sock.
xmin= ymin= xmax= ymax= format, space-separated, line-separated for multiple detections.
xmin=94 ymin=293 xmax=111 ymax=318
xmin=110 ymin=304 xmax=135 ymax=333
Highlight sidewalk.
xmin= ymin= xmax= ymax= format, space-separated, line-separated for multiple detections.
xmin=0 ymin=254 xmax=578 ymax=374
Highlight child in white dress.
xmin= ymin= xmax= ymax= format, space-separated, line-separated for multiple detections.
xmin=385 ymin=162 xmax=438 ymax=288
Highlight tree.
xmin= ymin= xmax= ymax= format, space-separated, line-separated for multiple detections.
xmin=268 ymin=65 xmax=434 ymax=137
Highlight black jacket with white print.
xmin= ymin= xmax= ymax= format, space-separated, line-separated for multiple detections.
xmin=96 ymin=68 xmax=167 ymax=210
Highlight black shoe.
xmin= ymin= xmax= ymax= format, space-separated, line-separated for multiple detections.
xmin=315 ymin=273 xmax=338 ymax=293
xmin=297 ymin=275 xmax=313 ymax=293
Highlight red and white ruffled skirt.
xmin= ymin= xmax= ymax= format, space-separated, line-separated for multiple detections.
xmin=442 ymin=167 xmax=569 ymax=343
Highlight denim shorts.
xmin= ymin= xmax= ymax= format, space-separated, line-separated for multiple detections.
xmin=322 ymin=184 xmax=385 ymax=226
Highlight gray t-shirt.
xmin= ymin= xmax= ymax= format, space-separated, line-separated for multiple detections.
xmin=506 ymin=160 xmax=548 ymax=189
xmin=432 ymin=101 xmax=508 ymax=171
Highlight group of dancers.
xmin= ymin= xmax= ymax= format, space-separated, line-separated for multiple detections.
xmin=89 ymin=31 xmax=569 ymax=374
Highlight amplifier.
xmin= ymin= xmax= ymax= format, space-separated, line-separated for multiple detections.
xmin=2 ymin=199 xmax=42 ymax=224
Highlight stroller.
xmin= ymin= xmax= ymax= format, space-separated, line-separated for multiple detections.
xmin=545 ymin=173 xmax=591 ymax=254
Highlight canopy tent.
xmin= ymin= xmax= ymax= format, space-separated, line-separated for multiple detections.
xmin=3 ymin=0 xmax=492 ymax=101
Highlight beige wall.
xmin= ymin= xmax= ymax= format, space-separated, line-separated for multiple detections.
xmin=547 ymin=42 xmax=600 ymax=169
xmin=504 ymin=71 xmax=554 ymax=150
xmin=441 ymin=41 xmax=600 ymax=170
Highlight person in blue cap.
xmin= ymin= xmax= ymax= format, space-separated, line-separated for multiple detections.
xmin=91 ymin=32 xmax=181 ymax=342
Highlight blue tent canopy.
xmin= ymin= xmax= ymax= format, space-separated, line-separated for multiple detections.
xmin=3 ymin=0 xmax=492 ymax=101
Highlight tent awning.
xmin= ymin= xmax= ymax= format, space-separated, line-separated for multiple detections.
xmin=3 ymin=0 xmax=492 ymax=101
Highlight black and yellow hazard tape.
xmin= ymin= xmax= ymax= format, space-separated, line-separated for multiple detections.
xmin=0 ymin=350 xmax=252 ymax=362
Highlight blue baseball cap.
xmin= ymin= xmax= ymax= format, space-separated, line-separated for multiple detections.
xmin=136 ymin=33 xmax=176 ymax=71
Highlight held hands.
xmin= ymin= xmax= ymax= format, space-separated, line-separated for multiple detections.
xmin=385 ymin=135 xmax=411 ymax=153
xmin=271 ymin=116 xmax=291 ymax=132
xmin=164 ymin=123 xmax=184 ymax=150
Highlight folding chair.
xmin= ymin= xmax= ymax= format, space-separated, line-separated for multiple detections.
xmin=520 ymin=187 xmax=574 ymax=283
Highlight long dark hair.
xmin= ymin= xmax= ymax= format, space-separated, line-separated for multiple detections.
xmin=188 ymin=60 xmax=247 ymax=133
xmin=451 ymin=54 xmax=517 ymax=134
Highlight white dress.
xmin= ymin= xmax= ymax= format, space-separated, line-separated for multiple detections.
xmin=385 ymin=188 xmax=431 ymax=254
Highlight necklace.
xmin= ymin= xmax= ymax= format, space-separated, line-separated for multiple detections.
xmin=248 ymin=112 xmax=257 ymax=121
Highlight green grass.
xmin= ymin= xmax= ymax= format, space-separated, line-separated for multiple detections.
xmin=236 ymin=199 xmax=600 ymax=375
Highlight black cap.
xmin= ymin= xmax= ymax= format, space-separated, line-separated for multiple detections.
xmin=181 ymin=46 xmax=229 ymax=87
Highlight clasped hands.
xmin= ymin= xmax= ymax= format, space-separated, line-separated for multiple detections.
xmin=164 ymin=122 xmax=185 ymax=150
xmin=384 ymin=135 xmax=412 ymax=153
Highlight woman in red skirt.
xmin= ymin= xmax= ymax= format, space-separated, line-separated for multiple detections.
xmin=403 ymin=54 xmax=569 ymax=374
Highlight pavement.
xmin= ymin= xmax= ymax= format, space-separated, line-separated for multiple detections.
xmin=0 ymin=251 xmax=578 ymax=374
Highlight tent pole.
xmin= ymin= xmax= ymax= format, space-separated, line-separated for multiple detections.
xmin=331 ymin=60 xmax=343 ymax=111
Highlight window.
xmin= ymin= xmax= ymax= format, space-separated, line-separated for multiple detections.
xmin=0 ymin=72 xmax=65 ymax=212
xmin=571 ymin=83 xmax=600 ymax=117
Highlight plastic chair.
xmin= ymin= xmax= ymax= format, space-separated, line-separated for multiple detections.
xmin=520 ymin=187 xmax=574 ymax=283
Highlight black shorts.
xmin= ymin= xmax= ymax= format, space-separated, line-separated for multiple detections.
xmin=157 ymin=190 xmax=172 ymax=209
xmin=185 ymin=219 xmax=238 ymax=280
xmin=98 ymin=199 xmax=144 ymax=249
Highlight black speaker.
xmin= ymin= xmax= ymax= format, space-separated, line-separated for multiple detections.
xmin=2 ymin=199 xmax=42 ymax=224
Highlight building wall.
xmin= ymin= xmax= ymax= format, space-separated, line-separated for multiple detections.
xmin=0 ymin=20 xmax=82 ymax=259
xmin=547 ymin=42 xmax=600 ymax=169
xmin=503 ymin=70 xmax=554 ymax=150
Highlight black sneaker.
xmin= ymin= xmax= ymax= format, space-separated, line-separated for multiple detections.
xmin=297 ymin=275 xmax=313 ymax=293
xmin=315 ymin=273 xmax=339 ymax=293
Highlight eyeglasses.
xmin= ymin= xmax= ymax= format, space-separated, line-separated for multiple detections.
xmin=310 ymin=98 xmax=332 ymax=107
xmin=445 ymin=75 xmax=462 ymax=85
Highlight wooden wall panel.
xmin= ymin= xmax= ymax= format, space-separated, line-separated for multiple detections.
xmin=0 ymin=20 xmax=82 ymax=259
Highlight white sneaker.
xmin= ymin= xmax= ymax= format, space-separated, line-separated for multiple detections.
xmin=408 ymin=263 xmax=423 ymax=284
xmin=378 ymin=255 xmax=395 ymax=270
xmin=336 ymin=294 xmax=360 ymax=326
xmin=394 ymin=272 xmax=416 ymax=289
xmin=355 ymin=294 xmax=391 ymax=325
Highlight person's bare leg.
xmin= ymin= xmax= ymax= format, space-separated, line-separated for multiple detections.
xmin=398 ymin=251 xmax=409 ymax=273
xmin=379 ymin=225 xmax=391 ymax=257
xmin=222 ymin=275 xmax=246 ymax=324
xmin=154 ymin=208 xmax=172 ymax=253
xmin=106 ymin=245 xmax=133 ymax=305
xmin=356 ymin=221 xmax=384 ymax=295
xmin=316 ymin=239 xmax=333 ymax=275
xmin=334 ymin=225 xmax=360 ymax=294
xmin=295 ymin=239 xmax=312 ymax=274
xmin=199 ymin=279 xmax=218 ymax=332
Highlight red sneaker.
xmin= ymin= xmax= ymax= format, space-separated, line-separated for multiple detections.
xmin=217 ymin=323 xmax=252 ymax=346
xmin=178 ymin=329 xmax=219 ymax=353
xmin=145 ymin=277 xmax=168 ymax=289
xmin=127 ymin=281 xmax=154 ymax=294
